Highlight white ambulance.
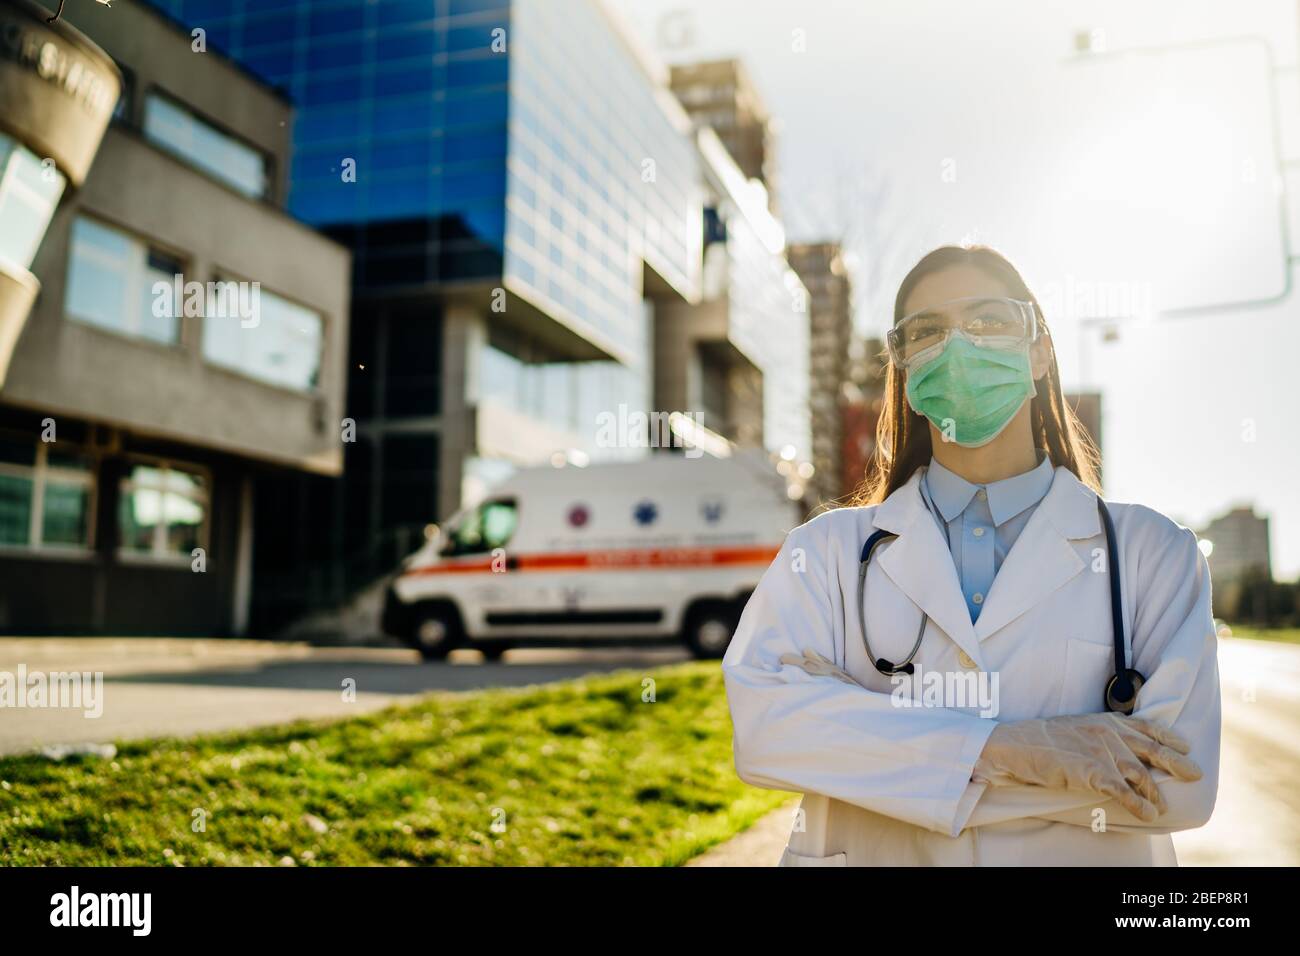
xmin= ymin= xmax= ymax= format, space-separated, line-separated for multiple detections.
xmin=381 ymin=450 xmax=803 ymax=660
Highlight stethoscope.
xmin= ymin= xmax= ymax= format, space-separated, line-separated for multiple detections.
xmin=856 ymin=485 xmax=1145 ymax=715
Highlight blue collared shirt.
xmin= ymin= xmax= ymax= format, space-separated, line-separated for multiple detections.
xmin=920 ymin=452 xmax=1056 ymax=622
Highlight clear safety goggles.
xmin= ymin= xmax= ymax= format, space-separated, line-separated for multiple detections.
xmin=886 ymin=296 xmax=1038 ymax=369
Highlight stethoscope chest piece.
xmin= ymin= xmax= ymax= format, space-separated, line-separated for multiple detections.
xmin=1105 ymin=669 xmax=1145 ymax=716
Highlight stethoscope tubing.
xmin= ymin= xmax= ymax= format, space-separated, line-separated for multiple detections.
xmin=856 ymin=487 xmax=1142 ymax=713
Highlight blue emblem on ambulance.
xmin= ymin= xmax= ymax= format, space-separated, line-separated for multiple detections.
xmin=701 ymin=499 xmax=724 ymax=524
xmin=633 ymin=500 xmax=657 ymax=526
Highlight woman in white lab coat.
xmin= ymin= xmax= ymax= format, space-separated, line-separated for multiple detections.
xmin=723 ymin=245 xmax=1221 ymax=866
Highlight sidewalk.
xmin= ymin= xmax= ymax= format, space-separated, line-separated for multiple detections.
xmin=0 ymin=637 xmax=689 ymax=757
xmin=0 ymin=638 xmax=409 ymax=756
xmin=686 ymin=799 xmax=796 ymax=866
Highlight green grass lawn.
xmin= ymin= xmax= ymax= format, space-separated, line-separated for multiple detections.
xmin=0 ymin=661 xmax=790 ymax=866
xmin=1223 ymin=625 xmax=1300 ymax=646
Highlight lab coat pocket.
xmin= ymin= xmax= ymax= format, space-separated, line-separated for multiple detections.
xmin=779 ymin=846 xmax=848 ymax=867
xmin=1057 ymin=636 xmax=1116 ymax=715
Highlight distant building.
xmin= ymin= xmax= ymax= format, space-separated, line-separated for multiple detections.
xmin=1199 ymin=506 xmax=1271 ymax=584
xmin=788 ymin=242 xmax=853 ymax=507
xmin=653 ymin=127 xmax=809 ymax=463
xmin=841 ymin=392 xmax=883 ymax=501
xmin=837 ymin=335 xmax=887 ymax=500
xmin=669 ymin=58 xmax=778 ymax=211
xmin=0 ymin=0 xmax=350 ymax=635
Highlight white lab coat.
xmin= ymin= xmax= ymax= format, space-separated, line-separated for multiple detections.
xmin=723 ymin=465 xmax=1221 ymax=866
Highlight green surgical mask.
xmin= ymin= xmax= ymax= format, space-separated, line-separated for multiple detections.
xmin=904 ymin=335 xmax=1037 ymax=447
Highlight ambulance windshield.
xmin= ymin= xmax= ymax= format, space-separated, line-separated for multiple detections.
xmin=443 ymin=499 xmax=517 ymax=556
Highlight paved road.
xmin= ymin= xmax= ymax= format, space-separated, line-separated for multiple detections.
xmin=0 ymin=638 xmax=689 ymax=757
xmin=1171 ymin=637 xmax=1300 ymax=865
xmin=690 ymin=637 xmax=1300 ymax=867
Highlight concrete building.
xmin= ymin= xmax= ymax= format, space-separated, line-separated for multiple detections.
xmin=654 ymin=128 xmax=809 ymax=467
xmin=0 ymin=0 xmax=350 ymax=634
xmin=788 ymin=242 xmax=852 ymax=507
xmin=1199 ymin=506 xmax=1271 ymax=584
xmin=669 ymin=57 xmax=778 ymax=211
xmin=141 ymin=0 xmax=813 ymax=614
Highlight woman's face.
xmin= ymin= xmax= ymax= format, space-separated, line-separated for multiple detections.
xmin=899 ymin=263 xmax=1051 ymax=380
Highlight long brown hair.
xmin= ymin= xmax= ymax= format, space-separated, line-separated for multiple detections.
xmin=854 ymin=245 xmax=1101 ymax=504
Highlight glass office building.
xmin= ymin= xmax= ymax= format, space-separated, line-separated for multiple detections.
xmin=146 ymin=0 xmax=700 ymax=417
xmin=144 ymin=0 xmax=512 ymax=287
xmin=144 ymin=0 xmax=809 ymax=604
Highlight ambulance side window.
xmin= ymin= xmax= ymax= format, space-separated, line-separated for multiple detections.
xmin=444 ymin=500 xmax=517 ymax=556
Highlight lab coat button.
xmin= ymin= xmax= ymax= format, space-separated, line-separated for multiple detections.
xmin=972 ymin=592 xmax=984 ymax=605
xmin=958 ymin=650 xmax=977 ymax=669
xmin=972 ymin=527 xmax=986 ymax=538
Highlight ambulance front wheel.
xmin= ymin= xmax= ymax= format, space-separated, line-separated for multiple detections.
xmin=683 ymin=601 xmax=739 ymax=659
xmin=411 ymin=604 xmax=463 ymax=661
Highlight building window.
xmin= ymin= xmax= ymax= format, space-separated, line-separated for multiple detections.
xmin=0 ymin=131 xmax=67 ymax=271
xmin=202 ymin=283 xmax=323 ymax=392
xmin=118 ymin=461 xmax=209 ymax=560
xmin=0 ymin=438 xmax=95 ymax=551
xmin=142 ymin=91 xmax=270 ymax=199
xmin=65 ymin=216 xmax=183 ymax=345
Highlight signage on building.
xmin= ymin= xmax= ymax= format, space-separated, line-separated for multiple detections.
xmin=0 ymin=16 xmax=115 ymax=120
xmin=0 ymin=0 xmax=121 ymax=187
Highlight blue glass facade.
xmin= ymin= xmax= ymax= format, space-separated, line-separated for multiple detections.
xmin=147 ymin=0 xmax=512 ymax=290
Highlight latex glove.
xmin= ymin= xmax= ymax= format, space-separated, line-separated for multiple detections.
xmin=779 ymin=649 xmax=865 ymax=687
xmin=972 ymin=713 xmax=1203 ymax=821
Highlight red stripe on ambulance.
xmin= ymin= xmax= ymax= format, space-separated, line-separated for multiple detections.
xmin=403 ymin=544 xmax=779 ymax=577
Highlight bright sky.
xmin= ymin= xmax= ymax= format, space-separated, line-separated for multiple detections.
xmin=609 ymin=0 xmax=1300 ymax=578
